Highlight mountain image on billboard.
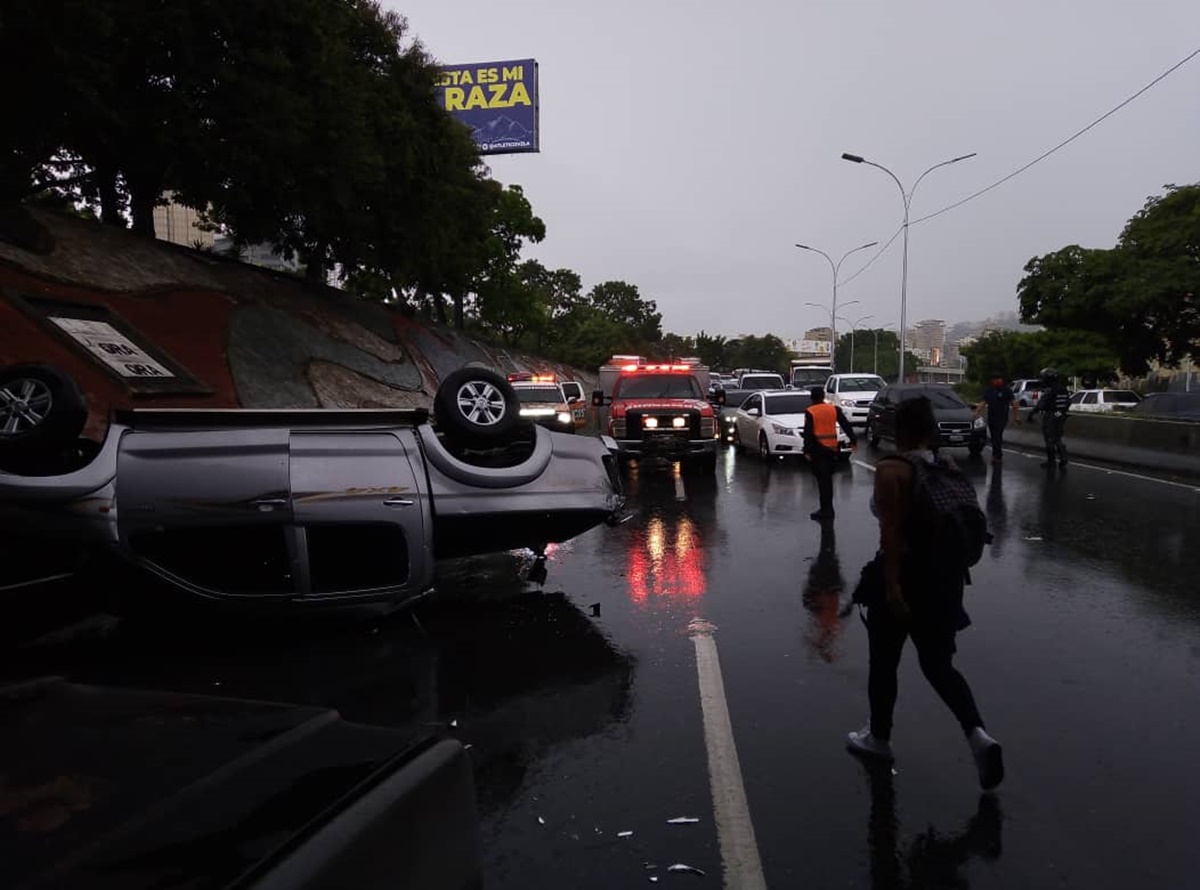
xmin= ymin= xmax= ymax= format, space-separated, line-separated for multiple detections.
xmin=437 ymin=59 xmax=539 ymax=155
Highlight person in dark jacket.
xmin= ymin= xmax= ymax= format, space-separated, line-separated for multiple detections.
xmin=975 ymin=372 xmax=1019 ymax=463
xmin=802 ymin=386 xmax=857 ymax=520
xmin=846 ymin=395 xmax=1004 ymax=791
xmin=1028 ymin=367 xmax=1072 ymax=469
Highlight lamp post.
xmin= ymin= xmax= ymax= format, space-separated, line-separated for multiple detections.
xmin=841 ymin=151 xmax=975 ymax=382
xmin=836 ymin=313 xmax=874 ymax=373
xmin=806 ymin=299 xmax=858 ymax=369
xmin=795 ymin=241 xmax=878 ymax=373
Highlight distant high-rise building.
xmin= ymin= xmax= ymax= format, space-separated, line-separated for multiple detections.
xmin=804 ymin=326 xmax=832 ymax=342
xmin=152 ymin=195 xmax=213 ymax=249
xmin=212 ymin=236 xmax=300 ymax=273
xmin=911 ymin=319 xmax=947 ymax=356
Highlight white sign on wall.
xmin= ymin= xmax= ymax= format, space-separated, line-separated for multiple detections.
xmin=49 ymin=317 xmax=175 ymax=378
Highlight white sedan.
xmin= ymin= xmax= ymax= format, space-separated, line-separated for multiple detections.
xmin=1069 ymin=389 xmax=1141 ymax=413
xmin=728 ymin=390 xmax=853 ymax=461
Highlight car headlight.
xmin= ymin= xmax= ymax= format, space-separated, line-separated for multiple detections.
xmin=643 ymin=417 xmax=658 ymax=428
xmin=972 ymin=416 xmax=985 ymax=430
xmin=840 ymin=398 xmax=858 ymax=408
xmin=557 ymin=412 xmax=572 ymax=425
xmin=770 ymin=423 xmax=794 ymax=436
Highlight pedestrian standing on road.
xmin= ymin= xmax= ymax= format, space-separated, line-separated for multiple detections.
xmin=1028 ymin=367 xmax=1072 ymax=470
xmin=975 ymin=372 xmax=1019 ymax=464
xmin=846 ymin=395 xmax=1004 ymax=791
xmin=802 ymin=386 xmax=857 ymax=520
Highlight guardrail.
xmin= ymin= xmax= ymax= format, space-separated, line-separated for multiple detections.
xmin=1004 ymin=409 xmax=1200 ymax=477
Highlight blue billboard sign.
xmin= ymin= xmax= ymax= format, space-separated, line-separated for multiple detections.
xmin=436 ymin=59 xmax=539 ymax=155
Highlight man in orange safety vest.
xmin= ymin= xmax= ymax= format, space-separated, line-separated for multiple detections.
xmin=802 ymin=385 xmax=858 ymax=520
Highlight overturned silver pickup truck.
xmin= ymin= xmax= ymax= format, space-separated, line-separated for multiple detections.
xmin=0 ymin=364 xmax=624 ymax=608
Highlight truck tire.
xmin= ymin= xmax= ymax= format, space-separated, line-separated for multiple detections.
xmin=434 ymin=367 xmax=521 ymax=447
xmin=0 ymin=363 xmax=87 ymax=452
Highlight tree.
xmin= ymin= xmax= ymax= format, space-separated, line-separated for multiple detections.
xmin=692 ymin=331 xmax=729 ymax=370
xmin=587 ymin=281 xmax=663 ymax=344
xmin=726 ymin=334 xmax=792 ymax=374
xmin=960 ymin=329 xmax=1118 ymax=386
xmin=1018 ymin=183 xmax=1200 ymax=374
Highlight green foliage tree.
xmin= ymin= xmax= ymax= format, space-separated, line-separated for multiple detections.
xmin=587 ymin=281 xmax=663 ymax=344
xmin=960 ymin=329 xmax=1118 ymax=386
xmin=725 ymin=334 xmax=792 ymax=374
xmin=692 ymin=331 xmax=729 ymax=369
xmin=1018 ymin=183 xmax=1200 ymax=374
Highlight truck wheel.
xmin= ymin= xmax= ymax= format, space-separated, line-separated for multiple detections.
xmin=434 ymin=367 xmax=521 ymax=447
xmin=867 ymin=419 xmax=881 ymax=448
xmin=0 ymin=363 xmax=87 ymax=452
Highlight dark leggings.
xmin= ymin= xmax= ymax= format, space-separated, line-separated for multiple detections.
xmin=867 ymin=607 xmax=983 ymax=741
xmin=987 ymin=417 xmax=1007 ymax=458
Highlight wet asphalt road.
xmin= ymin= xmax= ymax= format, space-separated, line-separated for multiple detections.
xmin=5 ymin=440 xmax=1200 ymax=889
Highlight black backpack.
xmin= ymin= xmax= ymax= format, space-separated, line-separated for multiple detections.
xmin=887 ymin=453 xmax=992 ymax=571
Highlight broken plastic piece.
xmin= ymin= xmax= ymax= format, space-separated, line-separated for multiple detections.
xmin=1023 ymin=536 xmax=1043 ymax=541
xmin=618 ymin=831 xmax=634 ymax=838
xmin=449 ymin=719 xmax=458 ymax=728
xmin=667 ymin=863 xmax=707 ymax=876
xmin=666 ymin=817 xmax=700 ymax=824
xmin=537 ymin=817 xmax=545 ymax=825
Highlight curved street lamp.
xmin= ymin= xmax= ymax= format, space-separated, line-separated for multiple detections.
xmin=795 ymin=241 xmax=877 ymax=372
xmin=836 ymin=313 xmax=875 ymax=373
xmin=841 ymin=151 xmax=975 ymax=381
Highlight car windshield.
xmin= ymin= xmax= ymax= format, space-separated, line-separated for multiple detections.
xmin=515 ymin=386 xmax=561 ymax=403
xmin=741 ymin=375 xmax=783 ymax=389
xmin=899 ymin=387 xmax=968 ymax=409
xmin=1106 ymin=390 xmax=1139 ymax=402
xmin=764 ymin=394 xmax=812 ymax=415
xmin=617 ymin=374 xmax=702 ymax=399
xmin=792 ymin=370 xmax=828 ymax=386
xmin=838 ymin=377 xmax=884 ymax=392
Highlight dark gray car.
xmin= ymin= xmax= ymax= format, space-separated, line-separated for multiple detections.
xmin=865 ymin=383 xmax=987 ymax=456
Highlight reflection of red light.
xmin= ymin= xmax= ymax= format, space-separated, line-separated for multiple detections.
xmin=625 ymin=515 xmax=707 ymax=608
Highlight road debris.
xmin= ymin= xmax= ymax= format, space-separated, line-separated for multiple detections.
xmin=1024 ymin=536 xmax=1044 ymax=542
xmin=667 ymin=863 xmax=707 ymax=876
xmin=666 ymin=816 xmax=700 ymax=824
xmin=537 ymin=816 xmax=545 ymax=825
xmin=617 ymin=831 xmax=634 ymax=838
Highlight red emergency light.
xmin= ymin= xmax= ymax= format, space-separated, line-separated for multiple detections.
xmin=622 ymin=363 xmax=692 ymax=373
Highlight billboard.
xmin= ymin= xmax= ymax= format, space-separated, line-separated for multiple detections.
xmin=797 ymin=339 xmax=832 ymax=356
xmin=436 ymin=59 xmax=539 ymax=155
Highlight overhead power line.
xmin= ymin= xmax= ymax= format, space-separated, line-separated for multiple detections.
xmin=836 ymin=45 xmax=1200 ymax=287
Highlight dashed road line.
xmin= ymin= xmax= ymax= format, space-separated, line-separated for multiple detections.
xmin=675 ymin=473 xmax=687 ymax=501
xmin=852 ymin=459 xmax=877 ymax=473
xmin=687 ymin=618 xmax=767 ymax=890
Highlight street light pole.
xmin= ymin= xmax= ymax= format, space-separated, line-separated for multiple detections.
xmin=836 ymin=313 xmax=874 ymax=373
xmin=806 ymin=299 xmax=858 ymax=369
xmin=795 ymin=240 xmax=877 ymax=373
xmin=841 ymin=151 xmax=975 ymax=382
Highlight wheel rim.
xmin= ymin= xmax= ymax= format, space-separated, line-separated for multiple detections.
xmin=0 ymin=377 xmax=53 ymax=438
xmin=455 ymin=380 xmax=507 ymax=427
xmin=760 ymin=437 xmax=769 ymax=459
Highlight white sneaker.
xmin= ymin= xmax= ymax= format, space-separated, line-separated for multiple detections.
xmin=968 ymin=727 xmax=1004 ymax=790
xmin=846 ymin=726 xmax=894 ymax=761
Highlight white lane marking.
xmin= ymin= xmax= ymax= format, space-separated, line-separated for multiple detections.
xmin=687 ymin=618 xmax=767 ymax=890
xmin=853 ymin=459 xmax=877 ymax=473
xmin=675 ymin=473 xmax=687 ymax=501
xmin=1004 ymin=448 xmax=1199 ymax=492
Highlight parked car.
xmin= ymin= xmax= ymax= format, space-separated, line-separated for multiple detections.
xmin=1131 ymin=391 xmax=1200 ymax=421
xmin=1012 ymin=378 xmax=1043 ymax=408
xmin=824 ymin=373 xmax=886 ymax=428
xmin=558 ymin=379 xmax=589 ymax=429
xmin=865 ymin=383 xmax=987 ymax=456
xmin=727 ymin=389 xmax=853 ymax=461
xmin=1069 ymin=388 xmax=1141 ymax=413
xmin=0 ymin=363 xmax=626 ymax=606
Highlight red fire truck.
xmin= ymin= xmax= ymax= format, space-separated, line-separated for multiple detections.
xmin=591 ymin=357 xmax=719 ymax=472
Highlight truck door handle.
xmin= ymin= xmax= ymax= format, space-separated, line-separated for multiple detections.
xmin=252 ymin=497 xmax=288 ymax=512
xmin=383 ymin=497 xmax=415 ymax=508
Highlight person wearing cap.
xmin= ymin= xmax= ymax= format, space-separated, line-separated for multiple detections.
xmin=974 ymin=372 xmax=1019 ymax=464
xmin=802 ymin=385 xmax=857 ymax=520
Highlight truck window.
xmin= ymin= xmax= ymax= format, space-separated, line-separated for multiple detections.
xmin=740 ymin=375 xmax=783 ymax=390
xmin=615 ymin=374 xmax=703 ymax=400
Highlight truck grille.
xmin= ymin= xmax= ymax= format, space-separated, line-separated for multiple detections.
xmin=626 ymin=410 xmax=700 ymax=441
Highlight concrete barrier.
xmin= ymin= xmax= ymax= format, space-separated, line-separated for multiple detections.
xmin=1004 ymin=409 xmax=1200 ymax=477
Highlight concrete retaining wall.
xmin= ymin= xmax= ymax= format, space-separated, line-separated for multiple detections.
xmin=1005 ymin=409 xmax=1200 ymax=477
xmin=0 ymin=209 xmax=598 ymax=439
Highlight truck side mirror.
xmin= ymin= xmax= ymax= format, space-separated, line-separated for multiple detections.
xmin=591 ymin=390 xmax=606 ymax=407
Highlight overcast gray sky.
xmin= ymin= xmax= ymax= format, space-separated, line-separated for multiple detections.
xmin=389 ymin=0 xmax=1199 ymax=342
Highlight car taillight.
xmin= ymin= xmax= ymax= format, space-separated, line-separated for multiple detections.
xmin=700 ymin=417 xmax=715 ymax=438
